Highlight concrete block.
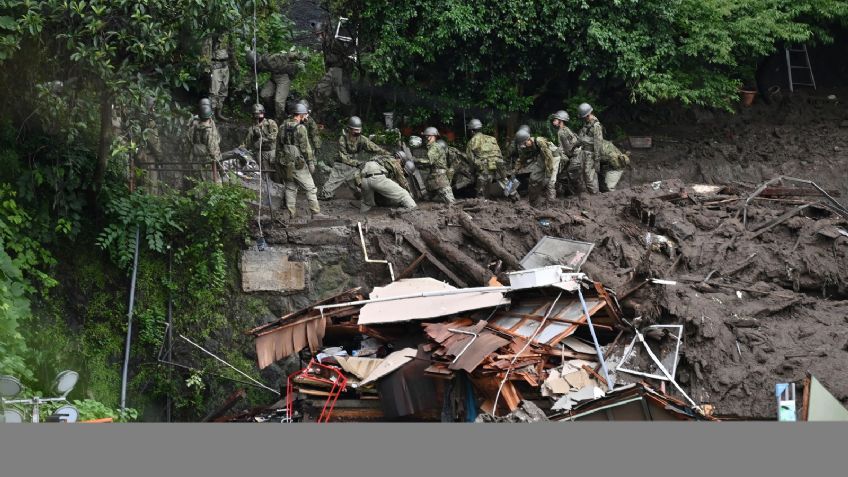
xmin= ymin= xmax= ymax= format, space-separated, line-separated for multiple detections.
xmin=241 ymin=249 xmax=306 ymax=292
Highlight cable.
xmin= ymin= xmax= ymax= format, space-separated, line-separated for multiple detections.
xmin=179 ymin=333 xmax=280 ymax=396
xmin=491 ymin=291 xmax=562 ymax=417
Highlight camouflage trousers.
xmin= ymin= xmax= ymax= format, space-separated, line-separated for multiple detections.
xmin=525 ymin=160 xmax=549 ymax=206
xmin=361 ymin=174 xmax=417 ymax=212
xmin=260 ymin=73 xmax=291 ymax=122
xmin=281 ymin=164 xmax=320 ymax=218
xmin=315 ymin=66 xmax=351 ymax=107
xmin=209 ymin=64 xmax=229 ymax=110
xmin=431 ymin=186 xmax=455 ymax=205
xmin=546 ymin=155 xmax=561 ymax=200
xmin=566 ymin=150 xmax=600 ymax=195
xmin=320 ymin=162 xmax=360 ymax=199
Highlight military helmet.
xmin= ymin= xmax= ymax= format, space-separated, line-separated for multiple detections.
xmin=467 ymin=118 xmax=483 ymax=131
xmin=550 ymin=110 xmax=569 ymax=122
xmin=290 ymin=102 xmax=309 ymax=115
xmin=252 ymin=103 xmax=265 ymax=115
xmin=514 ymin=129 xmax=531 ymax=144
xmin=199 ymin=98 xmax=211 ymax=107
xmin=577 ymin=103 xmax=593 ymax=118
xmin=298 ymin=99 xmax=311 ymax=113
xmin=422 ymin=126 xmax=439 ymax=137
xmin=347 ymin=116 xmax=363 ymax=131
xmin=199 ymin=104 xmax=213 ymax=119
xmin=394 ymin=150 xmax=407 ymax=161
xmin=517 ymin=124 xmax=530 ymax=133
xmin=408 ymin=135 xmax=423 ymax=148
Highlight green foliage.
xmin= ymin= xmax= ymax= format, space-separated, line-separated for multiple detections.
xmin=70 ymin=399 xmax=139 ymax=422
xmin=0 ymin=184 xmax=58 ymax=290
xmin=348 ymin=0 xmax=848 ymax=111
xmin=0 ymin=240 xmax=32 ymax=380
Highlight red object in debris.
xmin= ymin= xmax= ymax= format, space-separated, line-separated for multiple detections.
xmin=443 ymin=130 xmax=457 ymax=142
xmin=286 ymin=359 xmax=348 ymax=423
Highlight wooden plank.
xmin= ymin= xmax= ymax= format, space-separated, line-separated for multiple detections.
xmin=403 ymin=235 xmax=469 ymax=287
xmin=397 ymin=253 xmax=427 ymax=280
xmin=204 ymin=389 xmax=247 ymax=422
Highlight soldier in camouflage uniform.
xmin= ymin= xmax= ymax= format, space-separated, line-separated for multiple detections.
xmin=359 ymin=151 xmax=417 ymax=212
xmin=249 ymin=49 xmax=307 ymax=122
xmin=278 ymin=103 xmax=326 ymax=219
xmin=465 ymin=119 xmax=508 ymax=198
xmin=242 ymin=103 xmax=278 ymax=181
xmin=512 ymin=129 xmax=560 ymax=206
xmin=313 ymin=21 xmax=353 ymax=113
xmin=319 ymin=116 xmax=388 ymax=200
xmin=597 ymin=139 xmax=630 ymax=192
xmin=416 ymin=127 xmax=455 ymax=205
xmin=138 ymin=96 xmax=162 ymax=194
xmin=297 ymin=99 xmax=322 ymax=154
xmin=203 ymin=35 xmax=236 ymax=121
xmin=187 ymin=100 xmax=222 ymax=183
xmin=549 ymin=110 xmax=580 ymax=196
xmin=504 ymin=124 xmax=530 ymax=172
xmin=575 ymin=103 xmax=603 ymax=194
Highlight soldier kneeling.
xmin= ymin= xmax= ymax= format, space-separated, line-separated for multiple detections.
xmin=359 ymin=151 xmax=417 ymax=213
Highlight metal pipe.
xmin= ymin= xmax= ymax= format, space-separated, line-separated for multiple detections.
xmin=120 ymin=225 xmax=141 ymax=413
xmin=166 ymin=249 xmax=173 ymax=423
xmin=315 ymin=285 xmax=510 ymax=312
xmin=577 ymin=286 xmax=614 ymax=392
xmin=357 ymin=222 xmax=394 ymax=282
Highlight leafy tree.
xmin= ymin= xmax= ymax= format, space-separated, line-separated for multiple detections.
xmin=337 ymin=0 xmax=848 ymax=114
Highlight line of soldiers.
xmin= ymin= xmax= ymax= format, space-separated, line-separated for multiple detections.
xmin=186 ymin=98 xmax=632 ymax=220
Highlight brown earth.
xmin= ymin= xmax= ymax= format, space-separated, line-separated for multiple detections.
xmin=252 ymin=91 xmax=848 ymax=419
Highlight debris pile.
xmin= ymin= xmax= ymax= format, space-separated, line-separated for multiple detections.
xmin=231 ymin=175 xmax=848 ymax=421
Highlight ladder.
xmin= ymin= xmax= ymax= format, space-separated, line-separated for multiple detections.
xmin=785 ymin=44 xmax=816 ymax=92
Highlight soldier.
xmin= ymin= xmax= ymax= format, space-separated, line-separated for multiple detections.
xmin=313 ymin=21 xmax=353 ymax=113
xmin=297 ymin=99 xmax=322 ymax=154
xmin=415 ymin=127 xmax=455 ymax=205
xmin=511 ymin=129 xmax=560 ymax=206
xmin=549 ymin=110 xmax=580 ymax=196
xmin=248 ymin=48 xmax=307 ymax=122
xmin=203 ymin=34 xmax=235 ymax=121
xmin=598 ymin=139 xmax=631 ymax=192
xmin=138 ymin=96 xmax=162 ymax=194
xmin=576 ymin=103 xmax=603 ymax=194
xmin=187 ymin=100 xmax=222 ymax=183
xmin=319 ymin=116 xmax=388 ymax=200
xmin=278 ymin=103 xmax=326 ymax=219
xmin=359 ymin=151 xmax=417 ymax=212
xmin=504 ymin=124 xmax=531 ymax=171
xmin=241 ymin=103 xmax=278 ymax=182
xmin=465 ymin=118 xmax=507 ymax=198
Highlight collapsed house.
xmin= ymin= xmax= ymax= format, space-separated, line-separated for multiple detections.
xmin=221 ymin=175 xmax=848 ymax=422
xmin=228 ymin=265 xmax=709 ymax=422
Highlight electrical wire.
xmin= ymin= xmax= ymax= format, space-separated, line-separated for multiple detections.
xmin=252 ymin=0 xmax=265 ymax=241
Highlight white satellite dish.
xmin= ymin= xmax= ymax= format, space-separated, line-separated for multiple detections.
xmin=52 ymin=405 xmax=79 ymax=423
xmin=2 ymin=409 xmax=24 ymax=423
xmin=53 ymin=370 xmax=79 ymax=397
xmin=0 ymin=375 xmax=22 ymax=398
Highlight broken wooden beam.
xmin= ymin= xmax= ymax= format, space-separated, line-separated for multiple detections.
xmin=417 ymin=227 xmax=494 ymax=286
xmin=205 ymin=389 xmax=247 ymax=422
xmin=402 ymin=235 xmax=469 ymax=288
xmin=397 ymin=253 xmax=427 ymax=280
xmin=454 ymin=212 xmax=522 ymax=270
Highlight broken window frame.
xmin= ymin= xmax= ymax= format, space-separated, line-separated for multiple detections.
xmin=615 ymin=324 xmax=683 ymax=381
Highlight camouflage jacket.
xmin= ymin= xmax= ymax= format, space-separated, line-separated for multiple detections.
xmin=515 ymin=137 xmax=558 ymax=176
xmin=556 ymin=126 xmax=579 ymax=158
xmin=256 ymin=52 xmax=303 ymax=76
xmin=243 ymin=118 xmax=279 ymax=153
xmin=141 ymin=115 xmax=162 ymax=159
xmin=577 ymin=118 xmax=604 ymax=154
xmin=466 ymin=132 xmax=504 ymax=172
xmin=303 ymin=115 xmax=322 ymax=151
xmin=188 ymin=119 xmax=221 ymax=162
xmin=278 ymin=119 xmax=313 ymax=164
xmin=362 ymin=155 xmax=410 ymax=191
xmin=337 ymin=134 xmax=386 ymax=167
